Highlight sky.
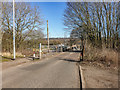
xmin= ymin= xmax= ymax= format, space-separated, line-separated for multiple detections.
xmin=30 ymin=2 xmax=69 ymax=38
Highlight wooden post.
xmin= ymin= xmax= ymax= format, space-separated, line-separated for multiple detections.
xmin=47 ymin=20 xmax=49 ymax=53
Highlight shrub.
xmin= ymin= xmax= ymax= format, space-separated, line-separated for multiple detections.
xmin=84 ymin=44 xmax=118 ymax=68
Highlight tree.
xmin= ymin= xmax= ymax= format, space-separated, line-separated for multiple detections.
xmin=64 ymin=2 xmax=119 ymax=49
xmin=1 ymin=2 xmax=44 ymax=52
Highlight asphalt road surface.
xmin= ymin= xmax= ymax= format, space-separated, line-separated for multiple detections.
xmin=2 ymin=52 xmax=80 ymax=88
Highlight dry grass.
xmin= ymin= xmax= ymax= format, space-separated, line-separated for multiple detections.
xmin=21 ymin=50 xmax=33 ymax=56
xmin=21 ymin=49 xmax=48 ymax=56
xmin=2 ymin=52 xmax=24 ymax=58
xmin=84 ymin=44 xmax=118 ymax=68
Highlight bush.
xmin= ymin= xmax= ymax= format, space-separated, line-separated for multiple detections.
xmin=84 ymin=44 xmax=118 ymax=68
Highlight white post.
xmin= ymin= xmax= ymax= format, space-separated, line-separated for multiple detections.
xmin=39 ymin=43 xmax=41 ymax=59
xmin=13 ymin=0 xmax=16 ymax=60
xmin=33 ymin=53 xmax=35 ymax=58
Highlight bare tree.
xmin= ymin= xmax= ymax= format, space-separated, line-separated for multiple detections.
xmin=1 ymin=2 xmax=44 ymax=52
xmin=64 ymin=2 xmax=119 ymax=49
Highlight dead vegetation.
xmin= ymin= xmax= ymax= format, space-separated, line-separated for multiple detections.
xmin=2 ymin=52 xmax=25 ymax=58
xmin=84 ymin=44 xmax=118 ymax=69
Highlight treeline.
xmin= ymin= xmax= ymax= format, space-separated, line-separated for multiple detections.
xmin=24 ymin=39 xmax=62 ymax=50
xmin=64 ymin=2 xmax=120 ymax=50
xmin=1 ymin=2 xmax=44 ymax=53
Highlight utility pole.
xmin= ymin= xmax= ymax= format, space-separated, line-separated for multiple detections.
xmin=13 ymin=0 xmax=16 ymax=60
xmin=47 ymin=20 xmax=49 ymax=53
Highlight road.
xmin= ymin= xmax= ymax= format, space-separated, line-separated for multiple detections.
xmin=2 ymin=52 xmax=80 ymax=88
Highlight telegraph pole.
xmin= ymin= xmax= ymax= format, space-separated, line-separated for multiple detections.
xmin=13 ymin=0 xmax=16 ymax=60
xmin=47 ymin=20 xmax=49 ymax=53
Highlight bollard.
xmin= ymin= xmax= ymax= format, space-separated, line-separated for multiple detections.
xmin=33 ymin=52 xmax=35 ymax=60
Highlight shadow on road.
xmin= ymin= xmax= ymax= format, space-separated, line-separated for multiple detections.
xmin=66 ymin=50 xmax=82 ymax=53
xmin=60 ymin=58 xmax=80 ymax=63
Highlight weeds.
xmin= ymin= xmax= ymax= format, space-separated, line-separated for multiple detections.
xmin=84 ymin=44 xmax=118 ymax=68
xmin=2 ymin=52 xmax=24 ymax=59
